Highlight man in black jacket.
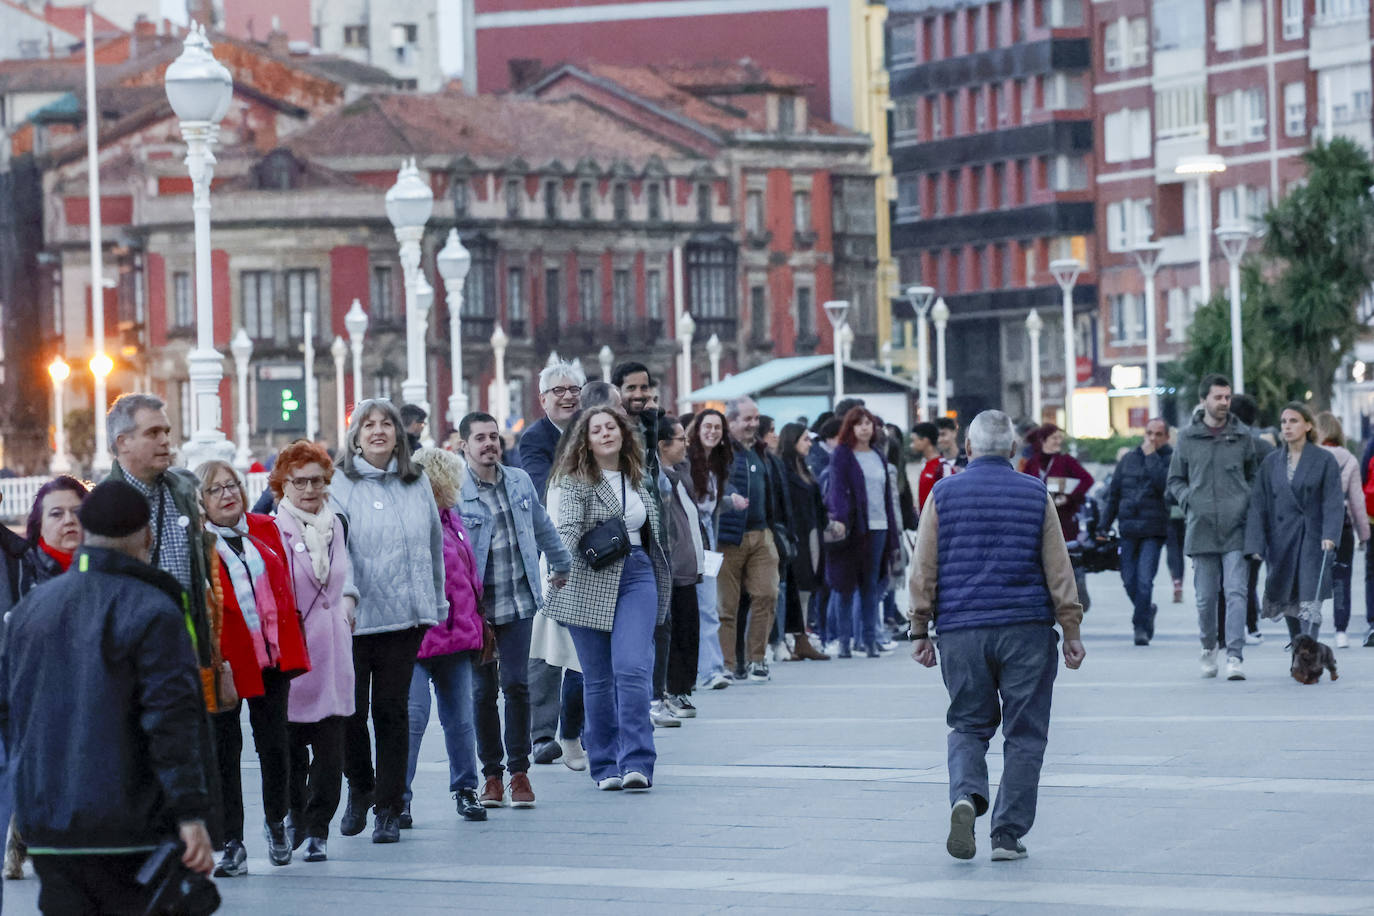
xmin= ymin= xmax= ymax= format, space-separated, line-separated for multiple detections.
xmin=0 ymin=481 xmax=215 ymax=913
xmin=1101 ymin=418 xmax=1172 ymax=646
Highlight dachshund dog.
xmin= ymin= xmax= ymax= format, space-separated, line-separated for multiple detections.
xmin=1290 ymin=634 xmax=1338 ymax=685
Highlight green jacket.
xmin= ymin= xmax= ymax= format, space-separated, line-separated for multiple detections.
xmin=1166 ymin=410 xmax=1259 ymax=556
xmin=105 ymin=462 xmax=212 ymax=668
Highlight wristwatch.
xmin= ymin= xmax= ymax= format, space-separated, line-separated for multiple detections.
xmin=910 ymin=630 xmax=929 ymax=640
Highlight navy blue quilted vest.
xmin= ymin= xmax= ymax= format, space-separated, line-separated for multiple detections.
xmin=931 ymin=456 xmax=1054 ymax=632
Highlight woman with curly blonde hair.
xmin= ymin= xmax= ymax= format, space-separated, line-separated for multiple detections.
xmin=542 ymin=407 xmax=670 ymax=791
xmin=402 ymin=447 xmax=489 ymax=824
xmin=270 ymin=440 xmax=356 ymax=863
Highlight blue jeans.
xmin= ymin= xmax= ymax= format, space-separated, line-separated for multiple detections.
xmin=474 ymin=617 xmax=533 ymax=777
xmin=1194 ymin=550 xmax=1248 ymax=659
xmin=696 ymin=576 xmax=726 ymax=684
xmin=938 ymin=622 xmax=1059 ymax=840
xmin=1119 ymin=536 xmax=1165 ymax=634
xmin=405 ymin=652 xmax=479 ymax=800
xmin=845 ymin=534 xmax=887 ymax=650
xmin=568 ymin=548 xmax=658 ymax=783
xmin=561 ymin=670 xmax=584 ymax=740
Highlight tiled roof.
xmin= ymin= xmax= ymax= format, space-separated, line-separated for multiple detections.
xmin=0 ymin=57 xmax=85 ymax=92
xmin=287 ymin=92 xmax=695 ymax=163
xmin=42 ymin=3 xmax=121 ymax=37
xmin=653 ymin=59 xmax=812 ymax=94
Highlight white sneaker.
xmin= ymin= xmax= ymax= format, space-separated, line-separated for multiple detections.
xmin=621 ymin=771 xmax=650 ymax=790
xmin=823 ymin=640 xmax=841 ymax=658
xmin=1225 ymin=656 xmax=1245 ymax=680
xmin=1200 ymin=648 xmax=1219 ymax=678
xmin=1246 ymin=630 xmax=1264 ymax=645
xmin=597 ymin=776 xmax=623 ymax=791
xmin=1336 ymin=631 xmax=1350 ymax=649
xmin=650 ymin=700 xmax=681 ymax=727
xmin=772 ymin=642 xmax=791 ymax=663
xmin=560 ymin=738 xmax=587 ymax=772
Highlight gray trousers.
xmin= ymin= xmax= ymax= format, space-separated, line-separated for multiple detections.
xmin=1193 ymin=550 xmax=1247 ymax=659
xmin=528 ymin=658 xmax=563 ymax=744
xmin=938 ymin=622 xmax=1059 ymax=841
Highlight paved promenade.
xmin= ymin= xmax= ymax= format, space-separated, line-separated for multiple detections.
xmin=7 ymin=566 xmax=1374 ymax=915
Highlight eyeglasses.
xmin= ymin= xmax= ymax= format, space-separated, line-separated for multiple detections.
xmin=287 ymin=476 xmax=326 ymax=491
xmin=203 ymin=483 xmax=240 ymax=499
xmin=667 ymin=435 xmax=687 ymax=443
xmin=543 ymin=385 xmax=582 ymax=398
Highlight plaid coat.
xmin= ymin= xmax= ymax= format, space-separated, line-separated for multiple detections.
xmin=541 ymin=473 xmax=671 ymax=632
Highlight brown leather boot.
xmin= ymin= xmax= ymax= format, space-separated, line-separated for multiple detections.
xmin=791 ymin=633 xmax=830 ymax=661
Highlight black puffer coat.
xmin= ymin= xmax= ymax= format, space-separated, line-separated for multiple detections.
xmin=1102 ymin=444 xmax=1172 ymax=539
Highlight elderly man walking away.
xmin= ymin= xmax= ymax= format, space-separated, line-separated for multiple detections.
xmin=1167 ymin=374 xmax=1259 ymax=680
xmin=909 ymin=410 xmax=1085 ymax=862
xmin=0 ymin=481 xmax=216 ymax=914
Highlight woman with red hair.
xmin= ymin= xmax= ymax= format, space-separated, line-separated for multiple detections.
xmin=1022 ymin=424 xmax=1095 ymax=609
xmin=823 ymin=407 xmax=900 ymax=657
xmin=271 ymin=441 xmax=357 ymax=863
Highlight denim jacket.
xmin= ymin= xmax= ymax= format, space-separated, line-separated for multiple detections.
xmin=459 ymin=463 xmax=571 ymax=609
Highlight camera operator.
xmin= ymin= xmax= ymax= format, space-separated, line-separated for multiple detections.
xmin=0 ymin=480 xmax=215 ymax=914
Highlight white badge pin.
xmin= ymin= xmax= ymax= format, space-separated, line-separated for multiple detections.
xmin=294 ymin=542 xmax=306 ymax=552
xmin=177 ymin=515 xmax=190 ymax=528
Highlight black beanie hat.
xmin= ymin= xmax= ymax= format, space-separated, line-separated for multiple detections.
xmin=78 ymin=480 xmax=152 ymax=538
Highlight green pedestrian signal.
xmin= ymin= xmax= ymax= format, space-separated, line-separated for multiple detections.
xmin=280 ymin=388 xmax=301 ymax=422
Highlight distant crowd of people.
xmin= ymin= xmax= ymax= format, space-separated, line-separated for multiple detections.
xmin=0 ymin=359 xmax=1364 ymax=912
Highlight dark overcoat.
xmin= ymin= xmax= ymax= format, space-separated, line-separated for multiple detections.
xmin=1244 ymin=444 xmax=1344 ymax=607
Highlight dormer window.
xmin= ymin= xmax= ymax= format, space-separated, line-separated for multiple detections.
xmin=778 ymin=95 xmax=796 ymax=134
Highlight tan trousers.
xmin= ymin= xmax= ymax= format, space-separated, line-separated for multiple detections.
xmin=716 ymin=529 xmax=780 ymax=665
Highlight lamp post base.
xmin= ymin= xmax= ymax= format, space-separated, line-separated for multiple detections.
xmin=401 ymin=379 xmax=433 ymax=448
xmin=183 ymin=346 xmax=233 ymax=471
xmin=181 ymin=434 xmax=236 ymax=472
xmin=448 ymin=394 xmax=470 ymax=433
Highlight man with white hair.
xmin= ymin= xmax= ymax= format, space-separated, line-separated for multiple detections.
xmin=909 ymin=410 xmax=1085 ymax=862
xmin=519 ymin=361 xmax=587 ymax=767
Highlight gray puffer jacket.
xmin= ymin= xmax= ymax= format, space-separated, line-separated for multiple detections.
xmin=331 ymin=459 xmax=446 ymax=635
xmin=1166 ymin=408 xmax=1259 ymax=555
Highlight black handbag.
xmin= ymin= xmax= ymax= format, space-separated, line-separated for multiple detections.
xmin=578 ymin=474 xmax=632 ymax=570
xmin=771 ymin=523 xmax=798 ymax=564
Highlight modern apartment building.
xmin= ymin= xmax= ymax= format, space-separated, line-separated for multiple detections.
xmin=887 ymin=0 xmax=1097 ymax=421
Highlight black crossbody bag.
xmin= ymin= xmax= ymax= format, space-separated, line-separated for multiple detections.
xmin=579 ymin=474 xmax=632 ymax=570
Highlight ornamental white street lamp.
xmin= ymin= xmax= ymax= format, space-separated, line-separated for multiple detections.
xmin=1176 ymin=154 xmax=1226 ymax=295
xmin=345 ymin=298 xmax=368 ymax=406
xmin=302 ymin=309 xmax=318 ymax=443
xmin=904 ymin=285 xmax=936 ymax=420
xmin=436 ymin=228 xmax=472 ymax=428
xmin=230 ymin=328 xmax=253 ymax=470
xmin=330 ymin=335 xmax=347 ymax=451
xmin=1025 ymin=308 xmax=1044 ymax=422
xmin=48 ymin=357 xmax=73 ymax=474
xmin=385 ymin=158 xmax=434 ymax=433
xmin=706 ymin=333 xmax=722 ymax=385
xmin=1216 ymin=222 xmax=1255 ymax=394
xmin=165 ymin=23 xmax=234 ymax=470
xmin=413 ymin=274 xmax=434 ymax=447
xmin=491 ymin=324 xmax=509 ymax=431
xmin=881 ymin=340 xmax=893 ymax=376
xmin=1131 ymin=241 xmax=1165 ymax=416
xmin=1049 ymin=257 xmax=1083 ymax=437
xmin=823 ymin=299 xmax=850 ymax=402
xmin=932 ymin=297 xmax=950 ymax=417
xmin=598 ymin=344 xmax=614 ymax=382
xmin=839 ymin=322 xmax=855 ymax=363
xmin=676 ymin=310 xmax=695 ymax=412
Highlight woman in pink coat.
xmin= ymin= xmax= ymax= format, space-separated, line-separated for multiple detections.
xmin=404 ymin=448 xmax=488 ymax=825
xmin=271 ymin=441 xmax=358 ymax=863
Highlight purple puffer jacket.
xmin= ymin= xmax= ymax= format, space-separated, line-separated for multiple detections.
xmin=418 ymin=508 xmax=484 ymax=660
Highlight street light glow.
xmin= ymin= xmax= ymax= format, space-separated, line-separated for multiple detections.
xmin=48 ymin=357 xmax=70 ymax=383
xmin=89 ymin=353 xmax=113 ymax=378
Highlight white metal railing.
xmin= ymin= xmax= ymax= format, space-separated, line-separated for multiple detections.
xmin=1 ymin=472 xmax=272 ymax=523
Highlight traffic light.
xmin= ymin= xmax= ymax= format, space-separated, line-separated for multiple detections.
xmin=279 ymin=388 xmax=301 ymax=424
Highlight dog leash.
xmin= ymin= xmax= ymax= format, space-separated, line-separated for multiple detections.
xmin=1307 ymin=547 xmax=1334 ymax=628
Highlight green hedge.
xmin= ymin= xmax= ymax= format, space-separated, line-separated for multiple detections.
xmin=1071 ymin=435 xmax=1142 ymax=465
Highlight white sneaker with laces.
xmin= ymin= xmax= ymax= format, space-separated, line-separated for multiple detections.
xmin=1225 ymin=656 xmax=1245 ymax=680
xmin=1336 ymin=631 xmax=1350 ymax=649
xmin=1246 ymin=630 xmax=1263 ymax=645
xmin=1200 ymin=648 xmax=1219 ymax=678
xmin=650 ymin=700 xmax=681 ymax=727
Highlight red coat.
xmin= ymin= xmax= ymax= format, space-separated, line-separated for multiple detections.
xmin=214 ymin=513 xmax=310 ymax=700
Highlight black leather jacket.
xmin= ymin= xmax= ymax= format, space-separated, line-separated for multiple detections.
xmin=0 ymin=546 xmax=214 ymax=851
